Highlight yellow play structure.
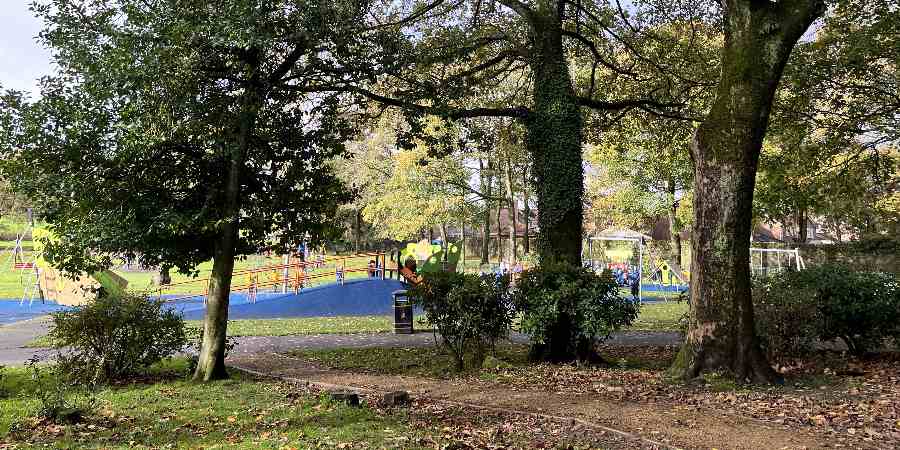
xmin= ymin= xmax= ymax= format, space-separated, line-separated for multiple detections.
xmin=39 ymin=266 xmax=128 ymax=306
xmin=9 ymin=226 xmax=128 ymax=306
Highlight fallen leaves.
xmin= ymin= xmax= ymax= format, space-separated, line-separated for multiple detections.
xmin=454 ymin=346 xmax=900 ymax=447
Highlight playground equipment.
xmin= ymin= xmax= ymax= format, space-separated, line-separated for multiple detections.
xmin=646 ymin=259 xmax=689 ymax=300
xmin=39 ymin=267 xmax=128 ymax=306
xmin=585 ymin=229 xmax=648 ymax=302
xmin=399 ymin=239 xmax=461 ymax=273
xmin=2 ymin=212 xmax=43 ymax=305
xmin=750 ymin=247 xmax=805 ymax=277
xmin=156 ymin=252 xmax=391 ymax=303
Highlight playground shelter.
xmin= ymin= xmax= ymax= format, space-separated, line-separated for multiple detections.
xmin=585 ymin=229 xmax=649 ymax=303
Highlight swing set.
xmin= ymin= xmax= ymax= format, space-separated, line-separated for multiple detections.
xmin=1 ymin=209 xmax=43 ymax=305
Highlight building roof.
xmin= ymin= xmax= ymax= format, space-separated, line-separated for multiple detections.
xmin=590 ymin=228 xmax=652 ymax=241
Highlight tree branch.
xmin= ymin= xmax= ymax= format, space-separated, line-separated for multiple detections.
xmin=497 ymin=0 xmax=537 ymax=28
xmin=359 ymin=88 xmax=531 ymax=120
xmin=577 ymin=96 xmax=682 ymax=112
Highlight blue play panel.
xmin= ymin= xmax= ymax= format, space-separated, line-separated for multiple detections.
xmin=169 ymin=278 xmax=408 ymax=320
xmin=642 ymin=282 xmax=688 ymax=293
xmin=0 ymin=299 xmax=69 ymax=325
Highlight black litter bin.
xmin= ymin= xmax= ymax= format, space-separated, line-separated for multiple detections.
xmin=392 ymin=290 xmax=413 ymax=334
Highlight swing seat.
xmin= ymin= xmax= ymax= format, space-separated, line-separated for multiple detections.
xmin=13 ymin=262 xmax=35 ymax=269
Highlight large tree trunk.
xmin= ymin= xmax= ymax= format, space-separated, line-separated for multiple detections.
xmin=671 ymin=0 xmax=823 ymax=383
xmin=526 ymin=19 xmax=583 ymax=266
xmin=521 ymin=12 xmax=592 ymax=364
xmin=193 ymin=75 xmax=262 ymax=382
xmin=194 ymin=239 xmax=237 ymax=381
xmin=496 ymin=205 xmax=503 ymax=262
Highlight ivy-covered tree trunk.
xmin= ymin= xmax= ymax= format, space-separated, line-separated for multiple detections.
xmin=523 ymin=14 xmax=593 ymax=363
xmin=193 ymin=78 xmax=262 ymax=382
xmin=526 ymin=20 xmax=583 ymax=267
xmin=672 ymin=0 xmax=823 ymax=383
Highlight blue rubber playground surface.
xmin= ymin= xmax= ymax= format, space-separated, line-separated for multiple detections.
xmin=0 ymin=300 xmax=69 ymax=325
xmin=169 ymin=278 xmax=407 ymax=320
xmin=1 ymin=278 xmax=681 ymax=326
xmin=0 ymin=278 xmax=407 ymax=325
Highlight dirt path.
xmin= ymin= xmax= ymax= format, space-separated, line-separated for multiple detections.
xmin=229 ymin=352 xmax=841 ymax=450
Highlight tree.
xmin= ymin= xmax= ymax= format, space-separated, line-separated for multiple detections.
xmin=586 ymin=111 xmax=694 ymax=264
xmin=757 ymin=0 xmax=900 ymax=241
xmin=355 ymin=116 xmax=475 ymax=241
xmin=352 ymin=0 xmax=697 ymax=266
xmin=0 ymin=0 xmax=370 ymax=380
xmin=672 ymin=0 xmax=825 ymax=383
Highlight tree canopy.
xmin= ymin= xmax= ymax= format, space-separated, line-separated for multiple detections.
xmin=0 ymin=0 xmax=375 ymax=380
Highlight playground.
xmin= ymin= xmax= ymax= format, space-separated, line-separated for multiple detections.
xmin=0 ymin=238 xmax=459 ymax=325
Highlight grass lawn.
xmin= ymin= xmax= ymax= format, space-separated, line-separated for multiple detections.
xmin=192 ymin=316 xmax=395 ymax=337
xmin=0 ymin=360 xmax=437 ymax=449
xmin=629 ymin=301 xmax=687 ymax=332
xmin=26 ymin=302 xmax=685 ymax=347
xmin=199 ymin=302 xmax=686 ymax=337
xmin=0 ymin=359 xmax=618 ymax=449
xmin=289 ymin=345 xmax=532 ymax=378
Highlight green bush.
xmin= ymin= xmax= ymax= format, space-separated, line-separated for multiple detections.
xmin=753 ymin=273 xmax=822 ymax=360
xmin=48 ymin=292 xmax=187 ymax=383
xmin=754 ymin=264 xmax=900 ymax=358
xmin=21 ymin=357 xmax=97 ymax=424
xmin=408 ymin=272 xmax=513 ymax=371
xmin=513 ymin=263 xmax=639 ymax=363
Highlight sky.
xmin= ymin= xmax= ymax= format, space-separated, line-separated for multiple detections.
xmin=0 ymin=1 xmax=54 ymax=97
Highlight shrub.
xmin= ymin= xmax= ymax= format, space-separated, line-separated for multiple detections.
xmin=814 ymin=266 xmax=900 ymax=355
xmin=48 ymin=292 xmax=187 ymax=383
xmin=22 ymin=357 xmax=96 ymax=424
xmin=753 ymin=273 xmax=822 ymax=360
xmin=754 ymin=264 xmax=900 ymax=359
xmin=408 ymin=272 xmax=513 ymax=371
xmin=513 ymin=262 xmax=639 ymax=363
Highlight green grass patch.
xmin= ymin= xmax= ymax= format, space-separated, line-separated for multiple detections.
xmin=191 ymin=315 xmax=395 ymax=337
xmin=0 ymin=360 xmax=445 ymax=449
xmin=286 ymin=345 xmax=530 ymax=378
xmin=628 ymin=301 xmax=688 ymax=332
xmin=25 ymin=315 xmax=397 ymax=348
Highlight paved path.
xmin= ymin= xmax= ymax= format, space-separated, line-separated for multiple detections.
xmin=0 ymin=317 xmax=53 ymax=365
xmin=0 ymin=314 xmax=681 ymax=365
